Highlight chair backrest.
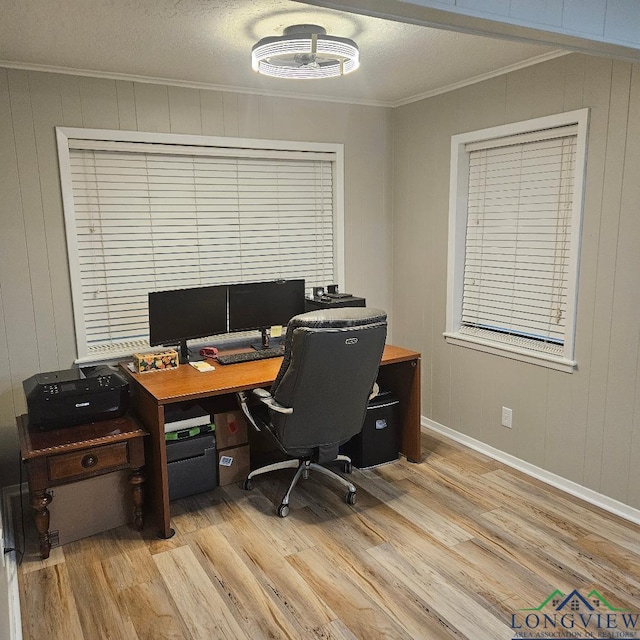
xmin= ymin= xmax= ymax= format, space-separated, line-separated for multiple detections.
xmin=269 ymin=307 xmax=387 ymax=460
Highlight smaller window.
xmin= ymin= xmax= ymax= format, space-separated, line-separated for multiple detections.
xmin=445 ymin=110 xmax=589 ymax=372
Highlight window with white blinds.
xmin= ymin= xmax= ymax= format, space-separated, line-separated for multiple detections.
xmin=445 ymin=110 xmax=589 ymax=372
xmin=56 ymin=129 xmax=343 ymax=363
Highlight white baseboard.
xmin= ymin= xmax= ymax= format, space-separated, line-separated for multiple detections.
xmin=1 ymin=484 xmax=23 ymax=640
xmin=422 ymin=417 xmax=640 ymax=526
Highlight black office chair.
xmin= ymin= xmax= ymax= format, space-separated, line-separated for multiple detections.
xmin=237 ymin=307 xmax=387 ymax=517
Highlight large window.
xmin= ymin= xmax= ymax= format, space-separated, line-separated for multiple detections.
xmin=445 ymin=110 xmax=589 ymax=372
xmin=56 ymin=128 xmax=344 ymax=363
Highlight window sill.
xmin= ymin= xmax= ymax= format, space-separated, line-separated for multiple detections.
xmin=443 ymin=332 xmax=577 ymax=373
xmin=74 ymin=331 xmax=272 ymax=366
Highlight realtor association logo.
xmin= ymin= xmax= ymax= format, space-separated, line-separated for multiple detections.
xmin=511 ymin=589 xmax=639 ymax=639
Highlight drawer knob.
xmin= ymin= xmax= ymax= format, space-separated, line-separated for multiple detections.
xmin=81 ymin=454 xmax=98 ymax=468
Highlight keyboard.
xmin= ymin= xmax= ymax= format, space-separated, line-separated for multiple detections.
xmin=216 ymin=347 xmax=284 ymax=365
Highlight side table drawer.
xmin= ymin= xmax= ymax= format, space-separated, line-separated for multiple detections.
xmin=48 ymin=442 xmax=129 ymax=482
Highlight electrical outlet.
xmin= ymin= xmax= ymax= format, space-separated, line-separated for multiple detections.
xmin=501 ymin=406 xmax=513 ymax=429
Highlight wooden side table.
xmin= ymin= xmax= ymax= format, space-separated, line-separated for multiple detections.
xmin=16 ymin=414 xmax=147 ymax=559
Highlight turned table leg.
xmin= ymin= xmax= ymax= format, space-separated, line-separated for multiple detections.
xmin=30 ymin=490 xmax=53 ymax=559
xmin=130 ymin=468 xmax=145 ymax=531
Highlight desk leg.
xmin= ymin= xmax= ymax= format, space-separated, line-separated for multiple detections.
xmin=129 ymin=468 xmax=145 ymax=531
xmin=134 ymin=389 xmax=174 ymax=539
xmin=30 ymin=490 xmax=52 ymax=559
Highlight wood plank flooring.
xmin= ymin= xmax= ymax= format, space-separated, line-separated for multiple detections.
xmin=15 ymin=430 xmax=640 ymax=639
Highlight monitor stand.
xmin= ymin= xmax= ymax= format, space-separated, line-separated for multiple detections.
xmin=178 ymin=339 xmax=189 ymax=364
xmin=250 ymin=329 xmax=284 ymax=352
xmin=251 ymin=328 xmax=271 ymax=351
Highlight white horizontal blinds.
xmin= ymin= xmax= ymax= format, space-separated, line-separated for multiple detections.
xmin=69 ymin=144 xmax=334 ymax=353
xmin=460 ymin=125 xmax=577 ymax=355
xmin=71 ymin=151 xmax=151 ymax=347
xmin=235 ymin=158 xmax=333 ymax=284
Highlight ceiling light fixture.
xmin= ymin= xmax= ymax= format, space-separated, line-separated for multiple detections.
xmin=251 ymin=24 xmax=359 ymax=80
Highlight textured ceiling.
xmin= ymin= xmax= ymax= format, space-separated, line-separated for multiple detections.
xmin=0 ymin=0 xmax=559 ymax=106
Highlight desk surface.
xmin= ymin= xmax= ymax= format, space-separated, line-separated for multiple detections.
xmin=123 ymin=344 xmax=420 ymax=406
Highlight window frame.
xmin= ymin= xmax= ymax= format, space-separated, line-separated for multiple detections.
xmin=444 ymin=109 xmax=589 ymax=373
xmin=56 ymin=127 xmax=345 ymax=363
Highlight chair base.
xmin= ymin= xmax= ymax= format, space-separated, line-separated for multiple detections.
xmin=244 ymin=455 xmax=357 ymax=517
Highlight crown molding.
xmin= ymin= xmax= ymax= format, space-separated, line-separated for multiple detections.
xmin=1 ymin=50 xmax=569 ymax=110
xmin=0 ymin=61 xmax=392 ymax=108
xmin=392 ymin=49 xmax=568 ymax=107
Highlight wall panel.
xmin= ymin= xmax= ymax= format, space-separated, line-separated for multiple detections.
xmin=3 ymin=70 xmax=41 ymax=412
xmin=78 ymin=76 xmax=120 ymax=129
xmin=115 ymin=80 xmax=137 ymax=130
xmin=236 ymin=93 xmax=261 ymax=139
xmin=31 ymin=72 xmax=74 ymax=374
xmin=200 ymin=90 xmax=224 ymax=136
xmin=133 ymin=82 xmax=170 ymax=132
xmin=221 ymin=91 xmax=239 ymax=137
xmin=168 ymin=85 xmax=202 ymax=134
xmin=576 ymin=56 xmax=612 ymax=488
xmin=10 ymin=72 xmax=57 ymax=373
xmin=582 ymin=60 xmax=629 ymax=493
xmin=59 ymin=75 xmax=83 ymax=125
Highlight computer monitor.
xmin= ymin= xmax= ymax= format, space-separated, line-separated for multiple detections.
xmin=148 ymin=285 xmax=228 ymax=363
xmin=228 ymin=279 xmax=305 ymax=349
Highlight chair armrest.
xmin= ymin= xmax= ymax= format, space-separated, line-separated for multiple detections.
xmin=252 ymin=388 xmax=271 ymax=399
xmin=251 ymin=388 xmax=293 ymax=415
xmin=236 ymin=391 xmax=261 ymax=432
xmin=237 ymin=389 xmax=293 ymax=433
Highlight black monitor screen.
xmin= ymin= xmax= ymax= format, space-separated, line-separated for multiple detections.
xmin=228 ymin=279 xmax=305 ymax=332
xmin=148 ymin=285 xmax=228 ymax=347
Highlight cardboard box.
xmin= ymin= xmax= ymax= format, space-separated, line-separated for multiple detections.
xmin=218 ymin=444 xmax=250 ymax=486
xmin=132 ymin=350 xmax=179 ymax=373
xmin=47 ymin=470 xmax=132 ymax=547
xmin=213 ymin=410 xmax=248 ymax=449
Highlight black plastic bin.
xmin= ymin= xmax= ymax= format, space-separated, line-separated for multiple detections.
xmin=341 ymin=391 xmax=400 ymax=468
xmin=166 ymin=430 xmax=217 ymax=500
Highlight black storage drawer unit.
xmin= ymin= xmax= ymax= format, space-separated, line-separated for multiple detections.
xmin=166 ymin=431 xmax=217 ymax=500
xmin=341 ymin=392 xmax=400 ymax=468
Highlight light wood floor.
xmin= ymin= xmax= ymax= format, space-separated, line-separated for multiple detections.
xmin=15 ymin=430 xmax=640 ymax=640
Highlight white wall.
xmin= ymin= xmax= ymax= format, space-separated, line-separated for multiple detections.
xmin=392 ymin=52 xmax=640 ymax=510
xmin=0 ymin=68 xmax=394 ymax=487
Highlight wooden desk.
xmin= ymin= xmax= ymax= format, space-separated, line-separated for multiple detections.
xmin=16 ymin=414 xmax=147 ymax=559
xmin=122 ymin=344 xmax=421 ymax=539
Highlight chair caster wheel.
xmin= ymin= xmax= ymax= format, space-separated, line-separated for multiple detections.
xmin=344 ymin=461 xmax=353 ymax=474
xmin=277 ymin=504 xmax=290 ymax=518
xmin=243 ymin=478 xmax=253 ymax=491
xmin=346 ymin=491 xmax=356 ymax=505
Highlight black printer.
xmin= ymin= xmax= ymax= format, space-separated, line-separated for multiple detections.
xmin=23 ymin=366 xmax=129 ymax=430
